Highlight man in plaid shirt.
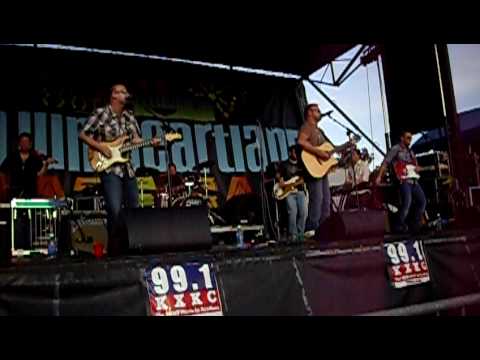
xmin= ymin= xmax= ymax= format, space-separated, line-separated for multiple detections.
xmin=79 ymin=84 xmax=160 ymax=256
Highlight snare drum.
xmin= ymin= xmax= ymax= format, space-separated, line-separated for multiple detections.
xmin=157 ymin=192 xmax=170 ymax=208
xmin=172 ymin=194 xmax=205 ymax=208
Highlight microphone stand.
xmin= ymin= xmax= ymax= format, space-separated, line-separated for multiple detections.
xmin=256 ymin=120 xmax=278 ymax=242
xmin=347 ymin=130 xmax=361 ymax=211
xmin=256 ymin=121 xmax=268 ymax=240
xmin=143 ymin=104 xmax=176 ymax=208
xmin=160 ymin=124 xmax=173 ymax=208
xmin=326 ymin=113 xmax=361 ymax=140
xmin=326 ymin=113 xmax=361 ymax=210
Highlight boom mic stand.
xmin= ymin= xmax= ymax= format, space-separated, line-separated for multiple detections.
xmin=256 ymin=120 xmax=279 ymax=242
xmin=160 ymin=124 xmax=174 ymax=208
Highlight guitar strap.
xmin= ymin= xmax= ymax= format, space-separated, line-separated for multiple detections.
xmin=318 ymin=127 xmax=331 ymax=145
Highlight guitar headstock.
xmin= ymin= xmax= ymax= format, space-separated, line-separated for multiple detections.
xmin=165 ymin=132 xmax=183 ymax=142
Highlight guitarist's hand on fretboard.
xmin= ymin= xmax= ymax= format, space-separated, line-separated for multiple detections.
xmin=99 ymin=144 xmax=112 ymax=159
xmin=151 ymin=138 xmax=161 ymax=147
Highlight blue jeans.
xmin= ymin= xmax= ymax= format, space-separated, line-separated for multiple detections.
xmin=285 ymin=190 xmax=307 ymax=240
xmin=398 ymin=181 xmax=427 ymax=232
xmin=306 ymin=177 xmax=331 ymax=232
xmin=101 ymin=173 xmax=139 ymax=255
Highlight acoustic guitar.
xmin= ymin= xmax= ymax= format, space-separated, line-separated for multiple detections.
xmin=301 ymin=135 xmax=360 ymax=178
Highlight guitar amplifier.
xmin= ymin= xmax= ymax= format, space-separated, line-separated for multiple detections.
xmin=74 ymin=196 xmax=104 ymax=211
xmin=470 ymin=186 xmax=480 ymax=208
xmin=0 ymin=205 xmax=10 ymax=264
xmin=416 ymin=151 xmax=450 ymax=179
xmin=70 ymin=217 xmax=108 ymax=255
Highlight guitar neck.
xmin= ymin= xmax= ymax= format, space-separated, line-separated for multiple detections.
xmin=333 ymin=141 xmax=353 ymax=153
xmin=120 ymin=139 xmax=154 ymax=153
xmin=285 ymin=179 xmax=304 ymax=189
xmin=333 ymin=135 xmax=360 ymax=153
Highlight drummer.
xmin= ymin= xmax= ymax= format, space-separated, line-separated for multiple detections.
xmin=159 ymin=163 xmax=186 ymax=196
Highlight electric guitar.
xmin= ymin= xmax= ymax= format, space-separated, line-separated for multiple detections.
xmin=394 ymin=162 xmax=420 ymax=181
xmin=393 ymin=161 xmax=449 ymax=181
xmin=88 ymin=132 xmax=182 ymax=173
xmin=301 ymin=135 xmax=360 ymax=178
xmin=273 ymin=176 xmax=305 ymax=200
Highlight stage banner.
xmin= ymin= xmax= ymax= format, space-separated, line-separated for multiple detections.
xmin=384 ymin=240 xmax=430 ymax=289
xmin=0 ymin=46 xmax=306 ymax=180
xmin=144 ymin=262 xmax=223 ymax=316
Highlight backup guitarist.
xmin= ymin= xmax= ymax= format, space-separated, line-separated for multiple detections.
xmin=79 ymin=84 xmax=161 ymax=256
xmin=275 ymin=146 xmax=307 ymax=242
xmin=375 ymin=130 xmax=426 ymax=234
xmin=297 ymin=103 xmax=334 ymax=237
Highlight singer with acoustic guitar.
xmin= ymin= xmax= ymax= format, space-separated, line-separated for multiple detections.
xmin=298 ymin=104 xmax=358 ymax=238
xmin=297 ymin=104 xmax=336 ymax=238
xmin=375 ymin=130 xmax=427 ymax=234
xmin=79 ymin=84 xmax=162 ymax=256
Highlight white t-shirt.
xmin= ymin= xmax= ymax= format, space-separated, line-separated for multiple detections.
xmin=346 ymin=160 xmax=370 ymax=185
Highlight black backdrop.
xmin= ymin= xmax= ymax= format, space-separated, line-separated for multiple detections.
xmin=1 ymin=235 xmax=480 ymax=316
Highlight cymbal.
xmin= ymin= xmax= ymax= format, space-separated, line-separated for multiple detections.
xmin=374 ymin=183 xmax=393 ymax=188
xmin=83 ymin=183 xmax=102 ymax=188
xmin=193 ymin=160 xmax=215 ymax=170
xmin=135 ymin=167 xmax=160 ymax=177
xmin=196 ymin=187 xmax=221 ymax=195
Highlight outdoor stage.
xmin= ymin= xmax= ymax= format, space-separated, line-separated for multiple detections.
xmin=1 ymin=228 xmax=480 ymax=316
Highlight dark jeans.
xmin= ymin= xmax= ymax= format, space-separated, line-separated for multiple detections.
xmin=285 ymin=190 xmax=307 ymax=240
xmin=398 ymin=181 xmax=427 ymax=232
xmin=306 ymin=176 xmax=331 ymax=232
xmin=101 ymin=173 xmax=139 ymax=256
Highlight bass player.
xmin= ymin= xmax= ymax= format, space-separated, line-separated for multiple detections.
xmin=275 ymin=145 xmax=307 ymax=242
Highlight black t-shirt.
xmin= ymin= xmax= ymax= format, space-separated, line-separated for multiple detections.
xmin=0 ymin=151 xmax=43 ymax=198
xmin=170 ymin=174 xmax=184 ymax=188
xmin=159 ymin=174 xmax=184 ymax=190
xmin=278 ymin=159 xmax=304 ymax=182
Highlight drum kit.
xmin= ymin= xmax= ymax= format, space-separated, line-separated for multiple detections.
xmin=136 ymin=161 xmax=225 ymax=225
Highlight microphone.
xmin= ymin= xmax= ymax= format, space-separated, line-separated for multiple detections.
xmin=320 ymin=110 xmax=333 ymax=118
xmin=124 ymin=93 xmax=134 ymax=110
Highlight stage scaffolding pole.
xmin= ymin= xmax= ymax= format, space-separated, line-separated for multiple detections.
xmin=306 ymin=79 xmax=385 ymax=157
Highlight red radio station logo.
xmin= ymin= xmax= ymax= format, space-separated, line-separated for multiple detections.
xmin=385 ymin=241 xmax=431 ymax=288
xmin=145 ymin=263 xmax=223 ymax=316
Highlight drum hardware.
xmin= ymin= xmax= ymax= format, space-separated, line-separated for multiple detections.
xmin=137 ymin=177 xmax=157 ymax=208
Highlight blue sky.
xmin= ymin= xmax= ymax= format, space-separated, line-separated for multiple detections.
xmin=447 ymin=44 xmax=480 ymax=112
xmin=304 ymin=44 xmax=480 ymax=168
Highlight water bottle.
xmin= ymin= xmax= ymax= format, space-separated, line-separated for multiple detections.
xmin=435 ymin=213 xmax=442 ymax=232
xmin=47 ymin=239 xmax=57 ymax=257
xmin=236 ymin=225 xmax=244 ymax=249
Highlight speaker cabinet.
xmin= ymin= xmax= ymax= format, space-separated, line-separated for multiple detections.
xmin=125 ymin=206 xmax=211 ymax=253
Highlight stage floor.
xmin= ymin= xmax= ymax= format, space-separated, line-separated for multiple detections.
xmin=1 ymin=227 xmax=480 ymax=315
